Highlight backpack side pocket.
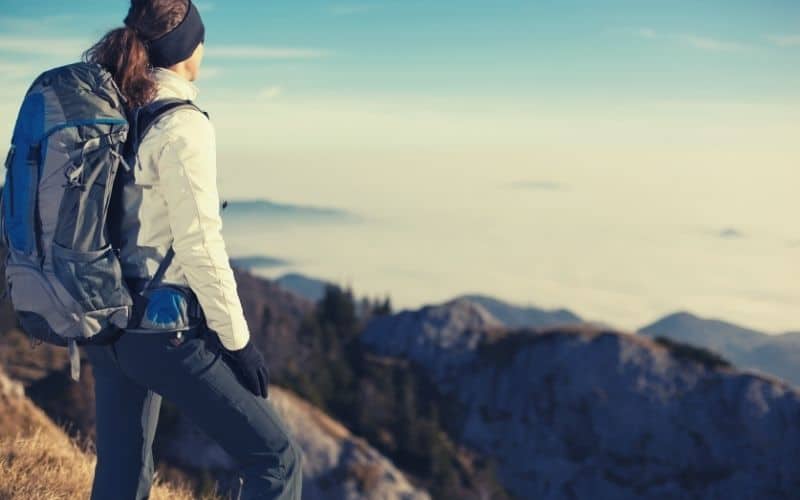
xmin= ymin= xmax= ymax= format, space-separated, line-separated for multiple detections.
xmin=51 ymin=242 xmax=131 ymax=337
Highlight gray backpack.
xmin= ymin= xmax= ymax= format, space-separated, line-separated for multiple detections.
xmin=1 ymin=62 xmax=204 ymax=380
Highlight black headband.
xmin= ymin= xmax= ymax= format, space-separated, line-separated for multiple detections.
xmin=126 ymin=1 xmax=205 ymax=68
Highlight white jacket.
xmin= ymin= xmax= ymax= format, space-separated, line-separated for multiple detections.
xmin=118 ymin=67 xmax=250 ymax=350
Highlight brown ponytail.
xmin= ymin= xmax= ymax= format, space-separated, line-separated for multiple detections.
xmin=83 ymin=0 xmax=189 ymax=109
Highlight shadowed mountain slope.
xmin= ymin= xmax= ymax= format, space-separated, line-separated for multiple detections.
xmin=362 ymin=303 xmax=800 ymax=499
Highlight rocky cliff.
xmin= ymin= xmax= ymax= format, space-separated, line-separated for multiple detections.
xmin=362 ymin=299 xmax=800 ymax=499
xmin=162 ymin=386 xmax=430 ymax=500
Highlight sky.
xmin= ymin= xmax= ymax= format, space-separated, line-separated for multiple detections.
xmin=0 ymin=1 xmax=798 ymax=332
xmin=1 ymin=1 xmax=797 ymax=163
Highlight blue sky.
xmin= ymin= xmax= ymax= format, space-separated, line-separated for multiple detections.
xmin=0 ymin=0 xmax=798 ymax=104
xmin=0 ymin=1 xmax=798 ymax=331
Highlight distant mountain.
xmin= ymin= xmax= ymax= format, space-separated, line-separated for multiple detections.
xmin=229 ymin=255 xmax=290 ymax=270
xmin=223 ymin=199 xmax=359 ymax=222
xmin=232 ymin=268 xmax=317 ymax=376
xmin=361 ymin=302 xmax=800 ymax=499
xmin=271 ymin=271 xmax=381 ymax=318
xmin=457 ymin=293 xmax=583 ymax=328
xmin=638 ymin=311 xmax=764 ymax=358
xmin=639 ymin=311 xmax=800 ymax=386
xmin=738 ymin=332 xmax=800 ymax=388
xmin=274 ymin=272 xmax=333 ymax=303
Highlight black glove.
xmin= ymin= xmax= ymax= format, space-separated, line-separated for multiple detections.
xmin=225 ymin=340 xmax=270 ymax=398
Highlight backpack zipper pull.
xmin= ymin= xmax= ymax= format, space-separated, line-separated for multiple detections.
xmin=111 ymin=148 xmax=132 ymax=173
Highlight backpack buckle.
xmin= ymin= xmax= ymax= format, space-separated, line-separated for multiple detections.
xmin=64 ymin=163 xmax=85 ymax=189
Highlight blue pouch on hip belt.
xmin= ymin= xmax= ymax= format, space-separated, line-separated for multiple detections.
xmin=127 ymin=284 xmax=204 ymax=333
xmin=141 ymin=286 xmax=190 ymax=330
xmin=123 ymin=244 xmax=205 ymax=333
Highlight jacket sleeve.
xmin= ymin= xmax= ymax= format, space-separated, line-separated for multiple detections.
xmin=155 ymin=108 xmax=251 ymax=351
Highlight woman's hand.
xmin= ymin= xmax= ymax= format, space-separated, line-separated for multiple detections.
xmin=225 ymin=340 xmax=270 ymax=398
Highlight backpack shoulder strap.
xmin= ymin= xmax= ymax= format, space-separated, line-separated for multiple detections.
xmin=137 ymin=98 xmax=208 ymax=138
xmin=146 ymin=246 xmax=175 ymax=292
xmin=131 ymin=98 xmax=209 ymax=293
xmin=124 ymin=98 xmax=208 ymax=168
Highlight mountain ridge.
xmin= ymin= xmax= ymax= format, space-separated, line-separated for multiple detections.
xmin=639 ymin=310 xmax=800 ymax=386
xmin=361 ymin=301 xmax=800 ymax=499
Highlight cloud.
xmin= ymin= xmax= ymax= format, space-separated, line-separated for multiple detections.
xmin=767 ymin=34 xmax=800 ymax=47
xmin=506 ymin=180 xmax=565 ymax=191
xmin=199 ymin=66 xmax=222 ymax=79
xmin=636 ymin=27 xmax=658 ymax=40
xmin=0 ymin=15 xmax=75 ymax=31
xmin=258 ymin=86 xmax=282 ymax=100
xmin=632 ymin=28 xmax=749 ymax=53
xmin=205 ymin=46 xmax=329 ymax=59
xmin=0 ymin=36 xmax=328 ymax=62
xmin=328 ymin=4 xmax=377 ymax=15
xmin=677 ymin=34 xmax=749 ymax=52
xmin=718 ymin=227 xmax=745 ymax=239
xmin=195 ymin=2 xmax=215 ymax=12
xmin=0 ymin=35 xmax=90 ymax=58
xmin=0 ymin=61 xmax=41 ymax=80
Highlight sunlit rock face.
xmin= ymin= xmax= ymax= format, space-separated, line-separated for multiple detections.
xmin=362 ymin=300 xmax=800 ymax=499
xmin=162 ymin=386 xmax=431 ymax=500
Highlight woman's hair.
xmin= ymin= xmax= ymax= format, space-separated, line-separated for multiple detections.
xmin=83 ymin=0 xmax=189 ymax=108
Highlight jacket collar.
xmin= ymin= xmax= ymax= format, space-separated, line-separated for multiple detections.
xmin=152 ymin=67 xmax=199 ymax=101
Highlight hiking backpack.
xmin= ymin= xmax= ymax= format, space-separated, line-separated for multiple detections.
xmin=0 ymin=62 xmax=205 ymax=380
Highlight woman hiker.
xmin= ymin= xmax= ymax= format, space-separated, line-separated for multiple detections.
xmin=81 ymin=1 xmax=303 ymax=498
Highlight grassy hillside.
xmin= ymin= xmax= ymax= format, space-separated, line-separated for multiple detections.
xmin=0 ymin=369 xmax=216 ymax=500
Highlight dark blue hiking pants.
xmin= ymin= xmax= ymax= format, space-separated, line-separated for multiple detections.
xmin=84 ymin=325 xmax=303 ymax=500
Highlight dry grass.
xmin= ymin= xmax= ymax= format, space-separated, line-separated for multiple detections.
xmin=0 ymin=370 xmax=221 ymax=500
xmin=0 ymin=427 xmax=214 ymax=500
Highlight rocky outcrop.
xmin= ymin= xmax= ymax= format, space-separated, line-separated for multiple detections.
xmin=456 ymin=293 xmax=584 ymax=328
xmin=362 ymin=303 xmax=800 ymax=500
xmin=162 ymin=386 xmax=430 ymax=500
xmin=361 ymin=297 xmax=504 ymax=386
xmin=0 ymin=364 xmax=57 ymax=437
xmin=273 ymin=387 xmax=430 ymax=500
xmin=0 ymin=366 xmax=23 ymax=398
